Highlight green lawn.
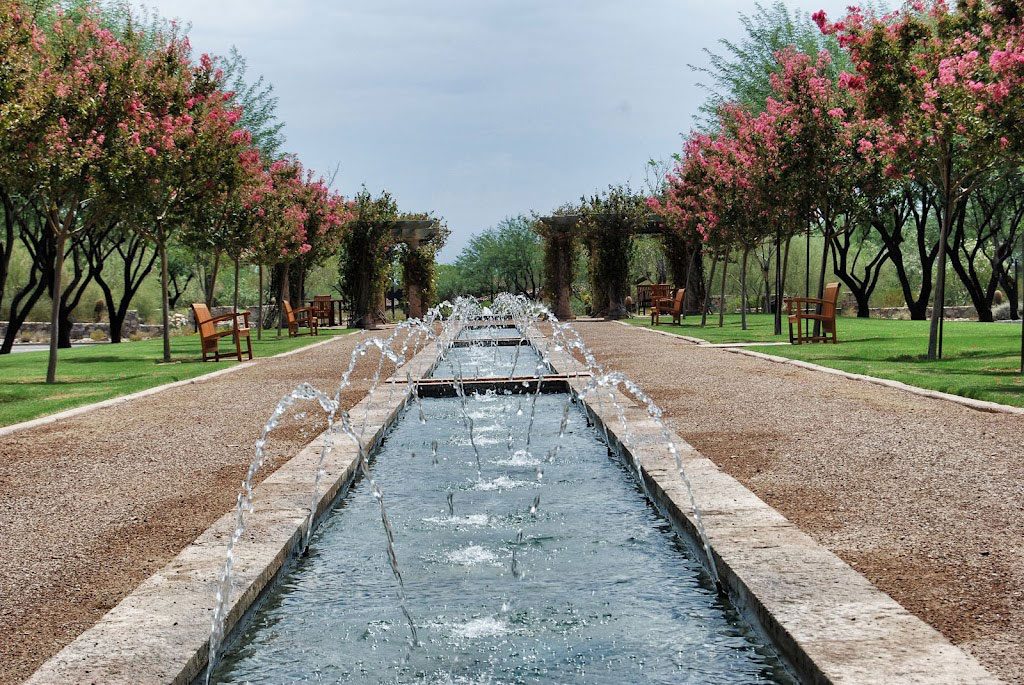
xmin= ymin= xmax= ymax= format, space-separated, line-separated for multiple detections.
xmin=0 ymin=329 xmax=354 ymax=427
xmin=628 ymin=314 xmax=1024 ymax=407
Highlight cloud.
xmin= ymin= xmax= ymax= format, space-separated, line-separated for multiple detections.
xmin=136 ymin=0 xmax=865 ymax=261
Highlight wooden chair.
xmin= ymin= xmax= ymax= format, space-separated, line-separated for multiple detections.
xmin=651 ymin=288 xmax=685 ymax=326
xmin=311 ymin=295 xmax=332 ymax=327
xmin=191 ymin=303 xmax=253 ymax=362
xmin=283 ymin=300 xmax=318 ymax=337
xmin=785 ymin=282 xmax=841 ymax=344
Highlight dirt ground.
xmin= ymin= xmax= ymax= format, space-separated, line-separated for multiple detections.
xmin=0 ymin=331 xmax=399 ymax=684
xmin=571 ymin=320 xmax=1023 ymax=683
xmin=2 ymin=321 xmax=1021 ymax=683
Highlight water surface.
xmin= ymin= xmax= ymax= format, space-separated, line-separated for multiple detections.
xmin=213 ymin=392 xmax=793 ymax=684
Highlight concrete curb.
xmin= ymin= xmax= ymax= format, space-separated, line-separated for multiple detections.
xmin=529 ymin=327 xmax=1000 ymax=684
xmin=0 ymin=333 xmax=352 ymax=438
xmin=25 ymin=337 xmax=438 ymax=685
xmin=616 ymin=320 xmax=1024 ymax=417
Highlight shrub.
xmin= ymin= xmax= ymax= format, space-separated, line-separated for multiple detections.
xmin=993 ymin=301 xmax=1022 ymax=321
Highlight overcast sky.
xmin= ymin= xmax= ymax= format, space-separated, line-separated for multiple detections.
xmin=136 ymin=0 xmax=859 ymax=261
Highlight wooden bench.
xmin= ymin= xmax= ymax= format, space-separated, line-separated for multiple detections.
xmin=283 ymin=300 xmax=318 ymax=337
xmin=191 ymin=303 xmax=253 ymax=362
xmin=651 ymin=288 xmax=685 ymax=326
xmin=785 ymin=282 xmax=841 ymax=344
xmin=310 ymin=295 xmax=332 ymax=327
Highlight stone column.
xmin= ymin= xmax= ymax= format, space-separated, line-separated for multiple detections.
xmin=552 ymin=230 xmax=574 ymax=321
xmin=406 ymin=235 xmax=424 ymax=320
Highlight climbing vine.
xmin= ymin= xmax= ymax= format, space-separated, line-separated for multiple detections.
xmin=579 ymin=186 xmax=647 ymax=318
xmin=400 ymin=212 xmax=449 ymax=310
xmin=339 ymin=189 xmax=399 ymax=327
xmin=535 ymin=204 xmax=579 ymax=317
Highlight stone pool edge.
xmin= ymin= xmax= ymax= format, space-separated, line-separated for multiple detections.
xmin=526 ymin=327 xmax=1000 ymax=685
xmin=24 ymin=343 xmax=442 ymax=685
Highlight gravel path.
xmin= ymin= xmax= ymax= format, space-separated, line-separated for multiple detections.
xmin=572 ymin=321 xmax=1023 ymax=683
xmin=0 ymin=331 xmax=399 ymax=684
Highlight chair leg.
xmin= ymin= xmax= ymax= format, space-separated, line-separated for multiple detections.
xmin=234 ymin=331 xmax=243 ymax=362
xmin=788 ymin=321 xmax=794 ymax=344
xmin=245 ymin=335 xmax=253 ymax=360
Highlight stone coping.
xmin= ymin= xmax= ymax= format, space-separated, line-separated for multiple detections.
xmin=25 ymin=338 xmax=444 ymax=685
xmin=622 ymin=321 xmax=1024 ymax=417
xmin=531 ymin=327 xmax=999 ymax=684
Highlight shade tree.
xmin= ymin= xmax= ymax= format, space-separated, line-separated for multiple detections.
xmin=816 ymin=1 xmax=1024 ymax=356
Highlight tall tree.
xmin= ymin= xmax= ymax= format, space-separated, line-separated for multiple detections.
xmin=819 ymin=1 xmax=1024 ymax=357
xmin=3 ymin=5 xmax=150 ymax=381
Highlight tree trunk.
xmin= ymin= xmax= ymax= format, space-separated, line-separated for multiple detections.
xmin=701 ymin=254 xmax=718 ymax=328
xmin=278 ymin=265 xmax=289 ymax=334
xmin=740 ymin=247 xmax=750 ymax=331
xmin=814 ymin=218 xmax=831 ymax=338
xmin=719 ymin=249 xmax=730 ymax=328
xmin=782 ymin=235 xmax=792 ymax=301
xmin=1 ymin=231 xmax=50 ymax=354
xmin=233 ymin=256 xmax=240 ymax=314
xmin=805 ymin=223 xmax=811 ymax=299
xmin=928 ymin=156 xmax=954 ymax=360
xmin=159 ymin=236 xmax=172 ymax=363
xmin=204 ymin=250 xmax=221 ymax=307
xmin=257 ymin=264 xmax=263 ymax=340
xmin=57 ymin=297 xmax=73 ymax=349
xmin=46 ymin=229 xmax=67 ymax=384
xmin=773 ymin=233 xmax=782 ymax=336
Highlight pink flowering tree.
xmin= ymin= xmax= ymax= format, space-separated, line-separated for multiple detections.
xmin=764 ymin=47 xmax=899 ymax=320
xmin=815 ymin=1 xmax=1024 ymax=358
xmin=1 ymin=5 xmax=159 ymax=382
xmin=0 ymin=1 xmax=43 ymax=316
xmin=286 ymin=167 xmax=353 ymax=317
xmin=121 ymin=39 xmax=251 ymax=362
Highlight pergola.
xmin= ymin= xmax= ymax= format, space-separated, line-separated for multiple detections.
xmin=392 ymin=219 xmax=440 ymax=320
xmin=538 ymin=214 xmax=701 ymax=320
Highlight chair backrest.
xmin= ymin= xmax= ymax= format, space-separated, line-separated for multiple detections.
xmin=282 ymin=299 xmax=296 ymax=323
xmin=822 ymin=282 xmax=841 ymax=320
xmin=312 ymin=295 xmax=330 ymax=315
xmin=637 ymin=284 xmax=652 ymax=306
xmin=672 ymin=288 xmax=686 ymax=313
xmin=652 ymin=284 xmax=671 ymax=300
xmin=191 ymin=303 xmax=216 ymax=340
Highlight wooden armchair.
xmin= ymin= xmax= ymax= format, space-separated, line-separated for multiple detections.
xmin=651 ymin=288 xmax=686 ymax=326
xmin=785 ymin=282 xmax=841 ymax=344
xmin=311 ymin=295 xmax=332 ymax=327
xmin=191 ymin=303 xmax=253 ymax=362
xmin=283 ymin=300 xmax=318 ymax=337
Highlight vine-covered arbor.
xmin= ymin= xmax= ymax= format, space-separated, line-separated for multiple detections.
xmin=395 ymin=219 xmax=439 ymax=321
xmin=538 ymin=214 xmax=704 ymax=321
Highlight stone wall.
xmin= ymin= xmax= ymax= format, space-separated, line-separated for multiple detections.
xmin=853 ymin=305 xmax=979 ymax=320
xmin=187 ymin=305 xmax=273 ymax=327
xmin=0 ymin=310 xmax=161 ymax=343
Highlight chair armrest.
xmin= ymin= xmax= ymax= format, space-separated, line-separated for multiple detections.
xmin=786 ymin=296 xmax=827 ymax=307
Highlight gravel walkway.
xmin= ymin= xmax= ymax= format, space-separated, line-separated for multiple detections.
xmin=0 ymin=331 xmax=398 ymax=683
xmin=572 ymin=321 xmax=1023 ymax=683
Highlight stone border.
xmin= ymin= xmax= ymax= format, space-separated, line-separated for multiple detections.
xmin=0 ymin=333 xmax=352 ymax=438
xmin=26 ymin=326 xmax=1000 ymax=684
xmin=527 ymin=326 xmax=999 ymax=684
xmin=618 ymin=320 xmax=1024 ymax=417
xmin=25 ymin=337 xmax=441 ymax=685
